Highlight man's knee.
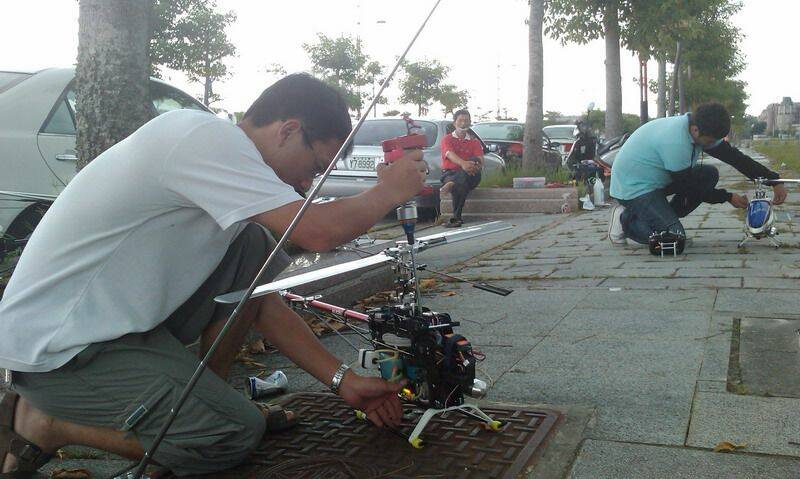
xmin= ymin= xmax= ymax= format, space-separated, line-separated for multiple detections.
xmin=160 ymin=399 xmax=265 ymax=475
xmin=696 ymin=165 xmax=719 ymax=188
xmin=236 ymin=223 xmax=271 ymax=259
xmin=230 ymin=401 xmax=266 ymax=457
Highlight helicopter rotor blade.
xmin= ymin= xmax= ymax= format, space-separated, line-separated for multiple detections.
xmin=214 ymin=253 xmax=394 ymax=304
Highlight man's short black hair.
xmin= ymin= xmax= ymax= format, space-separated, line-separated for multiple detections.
xmin=243 ymin=73 xmax=352 ymax=148
xmin=692 ymin=103 xmax=731 ymax=139
xmin=453 ymin=109 xmax=471 ymax=121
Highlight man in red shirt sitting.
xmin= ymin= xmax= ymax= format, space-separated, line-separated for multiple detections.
xmin=441 ymin=109 xmax=483 ymax=227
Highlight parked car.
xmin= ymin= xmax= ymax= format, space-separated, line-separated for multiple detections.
xmin=316 ymin=118 xmax=506 ymax=217
xmin=542 ymin=124 xmax=578 ymax=164
xmin=472 ymin=121 xmax=561 ymax=167
xmin=0 ymin=68 xmax=210 ymax=244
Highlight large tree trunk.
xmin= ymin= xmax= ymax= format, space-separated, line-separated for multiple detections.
xmin=679 ymin=62 xmax=688 ymax=114
xmin=76 ymin=0 xmax=153 ymax=171
xmin=668 ymin=41 xmax=681 ymax=117
xmin=522 ymin=0 xmax=544 ymax=168
xmin=657 ymin=58 xmax=666 ymax=117
xmin=203 ymin=76 xmax=213 ymax=106
xmin=638 ymin=55 xmax=648 ymax=125
xmin=603 ymin=1 xmax=623 ymax=138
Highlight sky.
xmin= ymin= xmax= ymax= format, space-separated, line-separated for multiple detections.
xmin=2 ymin=0 xmax=798 ymax=120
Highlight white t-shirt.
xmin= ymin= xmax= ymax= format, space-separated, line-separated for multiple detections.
xmin=0 ymin=110 xmax=303 ymax=372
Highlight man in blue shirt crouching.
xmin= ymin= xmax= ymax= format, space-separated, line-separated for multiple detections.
xmin=607 ymin=103 xmax=788 ymax=247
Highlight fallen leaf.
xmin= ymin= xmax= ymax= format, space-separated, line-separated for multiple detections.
xmin=247 ymin=338 xmax=267 ymax=354
xmin=419 ymin=279 xmax=439 ymax=290
xmin=51 ymin=468 xmax=91 ymax=479
xmin=713 ymin=441 xmax=747 ymax=453
xmin=440 ymin=291 xmax=457 ymax=297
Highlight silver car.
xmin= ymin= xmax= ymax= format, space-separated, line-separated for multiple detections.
xmin=0 ymin=68 xmax=210 ymax=243
xmin=316 ymin=118 xmax=506 ymax=216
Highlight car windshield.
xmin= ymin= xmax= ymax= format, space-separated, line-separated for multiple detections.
xmin=353 ymin=120 xmax=438 ymax=147
xmin=472 ymin=123 xmax=523 ymax=142
xmin=0 ymin=72 xmax=32 ymax=94
xmin=543 ymin=126 xmax=575 ymax=139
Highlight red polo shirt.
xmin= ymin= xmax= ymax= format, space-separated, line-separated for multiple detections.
xmin=441 ymin=133 xmax=483 ymax=171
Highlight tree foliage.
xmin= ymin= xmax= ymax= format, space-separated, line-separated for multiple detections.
xmin=150 ymin=0 xmax=237 ymax=107
xmin=438 ymin=84 xmax=469 ymax=116
xmin=399 ymin=60 xmax=450 ymax=117
xmin=302 ymin=34 xmax=386 ymax=118
xmin=545 ymin=0 xmax=625 ymax=138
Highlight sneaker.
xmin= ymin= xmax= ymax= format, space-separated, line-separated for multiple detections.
xmin=608 ymin=204 xmax=626 ymax=245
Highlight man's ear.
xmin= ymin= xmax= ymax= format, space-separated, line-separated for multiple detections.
xmin=277 ymin=119 xmax=302 ymax=146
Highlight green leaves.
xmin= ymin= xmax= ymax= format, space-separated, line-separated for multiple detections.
xmin=302 ymin=34 xmax=385 ymax=116
xmin=398 ymin=60 xmax=450 ymax=117
xmin=150 ymin=0 xmax=236 ymax=106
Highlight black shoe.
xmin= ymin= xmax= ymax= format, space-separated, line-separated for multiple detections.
xmin=444 ymin=218 xmax=463 ymax=228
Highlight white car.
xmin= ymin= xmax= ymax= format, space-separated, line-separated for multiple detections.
xmin=0 ymin=68 xmax=209 ymax=245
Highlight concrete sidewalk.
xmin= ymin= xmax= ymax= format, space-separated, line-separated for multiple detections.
xmin=33 ymin=149 xmax=800 ymax=477
xmin=420 ymin=149 xmax=800 ymax=477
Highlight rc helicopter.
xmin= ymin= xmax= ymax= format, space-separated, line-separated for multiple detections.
xmin=738 ymin=177 xmax=800 ymax=249
xmin=216 ymin=212 xmax=514 ymax=448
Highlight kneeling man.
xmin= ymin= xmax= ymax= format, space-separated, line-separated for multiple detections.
xmin=608 ymin=102 xmax=787 ymax=246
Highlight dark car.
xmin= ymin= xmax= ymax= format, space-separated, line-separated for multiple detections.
xmin=472 ymin=121 xmax=562 ymax=166
xmin=316 ymin=118 xmax=506 ymax=216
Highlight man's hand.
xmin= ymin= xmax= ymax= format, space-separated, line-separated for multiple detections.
xmin=376 ymin=150 xmax=427 ymax=204
xmin=773 ymin=183 xmax=788 ymax=205
xmin=729 ymin=193 xmax=749 ymax=209
xmin=338 ymin=371 xmax=405 ymax=428
xmin=463 ymin=159 xmax=481 ymax=176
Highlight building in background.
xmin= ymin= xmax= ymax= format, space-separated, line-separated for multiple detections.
xmin=759 ymin=97 xmax=800 ymax=137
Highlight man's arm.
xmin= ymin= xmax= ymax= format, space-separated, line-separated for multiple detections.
xmin=705 ymin=141 xmax=778 ymax=180
xmin=250 ymin=152 xmax=426 ymax=252
xmin=670 ymin=167 xmax=732 ymax=204
xmin=704 ymin=141 xmax=786 ymax=204
xmin=254 ymin=293 xmax=404 ymax=427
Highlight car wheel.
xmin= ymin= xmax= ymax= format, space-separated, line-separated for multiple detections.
xmin=4 ymin=202 xmax=49 ymax=251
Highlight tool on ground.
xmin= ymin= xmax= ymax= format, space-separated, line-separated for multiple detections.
xmin=738 ymin=177 xmax=800 ymax=249
xmin=246 ymin=370 xmax=288 ymax=400
xmin=130 ymin=2 xmax=445 ymax=477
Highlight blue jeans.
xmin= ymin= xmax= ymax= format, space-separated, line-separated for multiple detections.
xmin=619 ymin=165 xmax=719 ymax=244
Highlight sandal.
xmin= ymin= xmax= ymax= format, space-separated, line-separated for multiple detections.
xmin=256 ymin=404 xmax=298 ymax=433
xmin=0 ymin=391 xmax=52 ymax=474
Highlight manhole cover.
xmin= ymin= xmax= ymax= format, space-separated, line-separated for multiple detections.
xmin=216 ymin=392 xmax=559 ymax=479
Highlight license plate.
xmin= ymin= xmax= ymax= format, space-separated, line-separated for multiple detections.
xmin=350 ymin=156 xmax=380 ymax=171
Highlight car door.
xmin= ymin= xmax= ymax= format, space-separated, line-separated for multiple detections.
xmin=36 ymin=80 xmax=208 ymax=187
xmin=36 ymin=88 xmax=78 ymax=187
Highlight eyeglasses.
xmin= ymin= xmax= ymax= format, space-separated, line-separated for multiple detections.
xmin=300 ymin=127 xmax=333 ymax=176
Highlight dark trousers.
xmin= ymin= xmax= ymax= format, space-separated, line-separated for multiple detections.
xmin=442 ymin=167 xmax=481 ymax=220
xmin=619 ymin=165 xmax=719 ymax=244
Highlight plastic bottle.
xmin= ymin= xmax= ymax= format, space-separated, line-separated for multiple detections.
xmin=592 ymin=174 xmax=605 ymax=206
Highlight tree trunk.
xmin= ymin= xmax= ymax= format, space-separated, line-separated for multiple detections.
xmin=657 ymin=58 xmax=666 ymax=118
xmin=678 ymin=63 xmax=686 ymax=114
xmin=668 ymin=41 xmax=681 ymax=117
xmin=203 ymin=76 xmax=213 ymax=106
xmin=522 ymin=0 xmax=544 ymax=168
xmin=76 ymin=0 xmax=154 ymax=171
xmin=638 ymin=55 xmax=648 ymax=125
xmin=603 ymin=1 xmax=623 ymax=138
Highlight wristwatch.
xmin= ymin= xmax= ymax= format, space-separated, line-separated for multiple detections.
xmin=329 ymin=363 xmax=350 ymax=395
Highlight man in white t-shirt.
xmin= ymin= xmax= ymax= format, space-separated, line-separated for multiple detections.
xmin=0 ymin=74 xmax=427 ymax=476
